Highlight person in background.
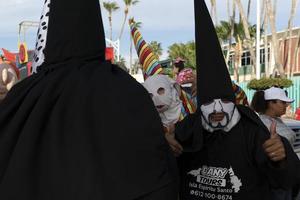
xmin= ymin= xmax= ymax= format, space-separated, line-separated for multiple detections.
xmin=251 ymin=87 xmax=299 ymax=200
xmin=173 ymin=57 xmax=196 ymax=96
xmin=251 ymin=87 xmax=297 ymax=145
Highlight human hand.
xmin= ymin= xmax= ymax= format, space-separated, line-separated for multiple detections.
xmin=164 ymin=124 xmax=183 ymax=157
xmin=263 ymin=120 xmax=286 ymax=162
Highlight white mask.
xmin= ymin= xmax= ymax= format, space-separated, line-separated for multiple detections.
xmin=143 ymin=75 xmax=182 ymax=126
xmin=200 ymin=99 xmax=241 ymax=132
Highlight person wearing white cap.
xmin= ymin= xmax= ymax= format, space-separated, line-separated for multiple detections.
xmin=251 ymin=87 xmax=296 ymax=145
xmin=251 ymin=87 xmax=298 ymax=200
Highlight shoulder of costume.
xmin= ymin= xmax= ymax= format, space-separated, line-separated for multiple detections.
xmin=236 ymin=105 xmax=270 ymax=133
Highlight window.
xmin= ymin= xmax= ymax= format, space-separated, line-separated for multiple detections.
xmin=260 ymin=48 xmax=270 ymax=64
xmin=241 ymin=52 xmax=251 ymax=66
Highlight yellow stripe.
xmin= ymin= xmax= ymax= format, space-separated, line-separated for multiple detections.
xmin=139 ymin=45 xmax=148 ymax=57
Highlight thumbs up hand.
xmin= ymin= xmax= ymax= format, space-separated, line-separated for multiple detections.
xmin=263 ymin=120 xmax=286 ymax=162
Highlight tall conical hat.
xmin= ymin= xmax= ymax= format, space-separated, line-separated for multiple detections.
xmin=195 ymin=0 xmax=235 ymax=106
xmin=129 ymin=18 xmax=163 ymax=79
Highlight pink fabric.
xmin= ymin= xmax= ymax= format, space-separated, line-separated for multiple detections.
xmin=176 ymin=68 xmax=193 ymax=85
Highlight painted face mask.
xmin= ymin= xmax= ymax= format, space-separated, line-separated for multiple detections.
xmin=200 ymin=99 xmax=240 ymax=132
xmin=143 ymin=75 xmax=182 ymax=126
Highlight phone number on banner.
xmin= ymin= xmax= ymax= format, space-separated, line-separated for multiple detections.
xmin=190 ymin=190 xmax=233 ymax=200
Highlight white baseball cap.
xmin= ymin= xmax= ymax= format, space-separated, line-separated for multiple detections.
xmin=264 ymin=87 xmax=294 ymax=103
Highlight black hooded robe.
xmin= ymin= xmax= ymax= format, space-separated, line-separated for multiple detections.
xmin=175 ymin=106 xmax=300 ymax=200
xmin=0 ymin=0 xmax=178 ymax=199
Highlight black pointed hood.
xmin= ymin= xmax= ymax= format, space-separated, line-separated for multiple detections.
xmin=194 ymin=0 xmax=235 ymax=106
xmin=32 ymin=0 xmax=106 ymax=72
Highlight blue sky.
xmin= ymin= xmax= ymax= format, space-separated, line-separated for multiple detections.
xmin=0 ymin=0 xmax=299 ymax=65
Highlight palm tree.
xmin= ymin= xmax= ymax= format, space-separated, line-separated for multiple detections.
xmin=210 ymin=0 xmax=218 ymax=25
xmin=129 ymin=18 xmax=142 ymax=70
xmin=103 ymin=1 xmax=119 ymax=41
xmin=293 ymin=31 xmax=300 ymax=77
xmin=286 ymin=0 xmax=299 ymax=77
xmin=149 ymin=41 xmax=163 ymax=60
xmin=265 ymin=0 xmax=285 ymax=77
xmin=119 ymin=0 xmax=139 ymax=40
xmin=235 ymin=0 xmax=257 ymax=77
xmin=262 ymin=0 xmax=270 ymax=77
xmin=168 ymin=42 xmax=196 ymax=69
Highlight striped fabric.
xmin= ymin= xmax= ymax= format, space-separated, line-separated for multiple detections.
xmin=129 ymin=19 xmax=163 ymax=79
xmin=232 ymin=82 xmax=249 ymax=106
xmin=179 ymin=90 xmax=197 ymax=121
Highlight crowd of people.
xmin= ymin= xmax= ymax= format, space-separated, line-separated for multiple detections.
xmin=0 ymin=0 xmax=299 ymax=200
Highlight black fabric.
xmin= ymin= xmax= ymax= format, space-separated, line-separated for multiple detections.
xmin=43 ymin=0 xmax=106 ymax=67
xmin=0 ymin=60 xmax=178 ymax=199
xmin=194 ymin=0 xmax=235 ymax=105
xmin=175 ymin=110 xmax=203 ymax=152
xmin=0 ymin=0 xmax=178 ymax=198
xmin=175 ymin=107 xmax=300 ymax=200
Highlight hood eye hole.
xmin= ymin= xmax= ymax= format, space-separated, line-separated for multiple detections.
xmin=157 ymin=88 xmax=165 ymax=95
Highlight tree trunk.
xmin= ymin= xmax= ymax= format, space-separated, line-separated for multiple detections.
xmin=227 ymin=0 xmax=231 ymax=20
xmin=210 ymin=0 xmax=218 ymax=25
xmin=130 ymin=36 xmax=133 ymax=73
xmin=265 ymin=0 xmax=285 ymax=77
xmin=247 ymin=0 xmax=251 ymax=20
xmin=263 ymin=0 xmax=270 ymax=77
xmin=235 ymin=0 xmax=257 ymax=77
xmin=286 ymin=0 xmax=298 ymax=78
xmin=109 ymin=14 xmax=113 ymax=41
xmin=118 ymin=7 xmax=129 ymax=40
xmin=226 ymin=0 xmax=236 ymax=65
xmin=234 ymin=37 xmax=242 ymax=82
xmin=292 ymin=31 xmax=300 ymax=77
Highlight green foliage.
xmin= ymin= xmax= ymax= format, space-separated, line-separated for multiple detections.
xmin=215 ymin=20 xmax=257 ymax=44
xmin=247 ymin=78 xmax=293 ymax=90
xmin=168 ymin=41 xmax=196 ymax=69
xmin=163 ymin=68 xmax=174 ymax=79
xmin=103 ymin=1 xmax=120 ymax=13
xmin=148 ymin=41 xmax=163 ymax=60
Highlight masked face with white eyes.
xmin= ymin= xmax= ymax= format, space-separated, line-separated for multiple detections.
xmin=200 ymin=99 xmax=241 ymax=132
xmin=143 ymin=75 xmax=182 ymax=126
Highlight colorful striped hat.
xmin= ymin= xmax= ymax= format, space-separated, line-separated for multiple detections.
xmin=129 ymin=18 xmax=163 ymax=80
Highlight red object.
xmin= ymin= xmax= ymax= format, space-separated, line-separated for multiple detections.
xmin=2 ymin=48 xmax=16 ymax=62
xmin=1 ymin=49 xmax=20 ymax=79
xmin=105 ymin=47 xmax=114 ymax=63
xmin=295 ymin=108 xmax=300 ymax=121
xmin=27 ymin=62 xmax=32 ymax=76
xmin=19 ymin=44 xmax=27 ymax=63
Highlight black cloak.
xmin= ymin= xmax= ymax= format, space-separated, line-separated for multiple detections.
xmin=175 ymin=0 xmax=300 ymax=199
xmin=0 ymin=0 xmax=177 ymax=199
